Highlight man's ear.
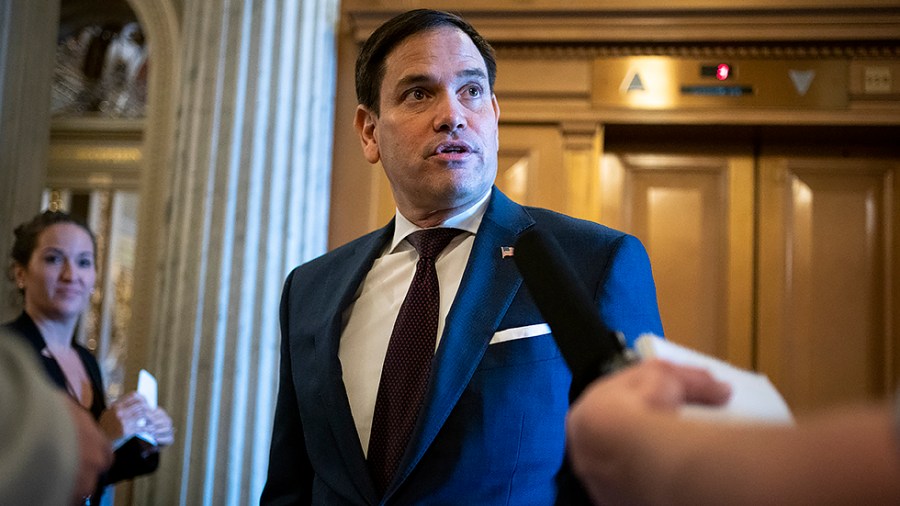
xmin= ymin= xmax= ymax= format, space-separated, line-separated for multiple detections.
xmin=354 ymin=105 xmax=381 ymax=164
xmin=13 ymin=264 xmax=25 ymax=289
xmin=491 ymin=93 xmax=500 ymax=144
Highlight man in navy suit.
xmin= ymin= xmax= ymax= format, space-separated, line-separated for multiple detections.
xmin=261 ymin=9 xmax=664 ymax=505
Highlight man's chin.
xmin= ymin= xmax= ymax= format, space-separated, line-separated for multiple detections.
xmin=437 ymin=185 xmax=491 ymax=210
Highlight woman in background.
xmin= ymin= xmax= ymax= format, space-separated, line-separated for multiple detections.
xmin=4 ymin=210 xmax=173 ymax=503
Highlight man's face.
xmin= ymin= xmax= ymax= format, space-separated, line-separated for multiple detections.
xmin=355 ymin=26 xmax=500 ymax=224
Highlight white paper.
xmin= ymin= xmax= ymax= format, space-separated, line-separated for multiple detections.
xmin=635 ymin=334 xmax=794 ymax=425
xmin=137 ymin=369 xmax=158 ymax=409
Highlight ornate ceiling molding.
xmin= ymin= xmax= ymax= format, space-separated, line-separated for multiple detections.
xmin=346 ymin=8 xmax=900 ymax=45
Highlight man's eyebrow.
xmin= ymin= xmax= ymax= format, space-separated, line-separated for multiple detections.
xmin=457 ymin=68 xmax=487 ymax=81
xmin=394 ymin=68 xmax=488 ymax=89
xmin=395 ymin=73 xmax=433 ymax=88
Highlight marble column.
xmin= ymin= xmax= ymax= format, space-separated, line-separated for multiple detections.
xmin=0 ymin=0 xmax=58 ymax=322
xmin=134 ymin=0 xmax=340 ymax=504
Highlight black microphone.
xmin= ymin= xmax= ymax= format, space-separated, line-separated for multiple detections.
xmin=513 ymin=225 xmax=633 ymax=402
xmin=514 ymin=225 xmax=636 ymax=506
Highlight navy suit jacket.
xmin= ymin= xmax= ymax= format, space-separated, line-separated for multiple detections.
xmin=261 ymin=189 xmax=663 ymax=505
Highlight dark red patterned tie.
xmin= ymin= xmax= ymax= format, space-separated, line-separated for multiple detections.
xmin=367 ymin=228 xmax=462 ymax=495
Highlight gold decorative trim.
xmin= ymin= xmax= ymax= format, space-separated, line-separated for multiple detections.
xmin=495 ymin=44 xmax=900 ymax=59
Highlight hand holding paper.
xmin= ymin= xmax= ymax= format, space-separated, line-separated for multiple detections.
xmin=102 ymin=369 xmax=173 ymax=450
xmin=136 ymin=369 xmax=175 ymax=447
xmin=566 ymin=337 xmax=900 ymax=506
xmin=634 ymin=334 xmax=793 ymax=424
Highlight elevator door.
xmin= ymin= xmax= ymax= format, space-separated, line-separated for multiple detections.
xmin=601 ymin=125 xmax=900 ymax=414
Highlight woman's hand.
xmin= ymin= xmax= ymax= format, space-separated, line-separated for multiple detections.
xmin=98 ymin=391 xmax=151 ymax=440
xmin=99 ymin=391 xmax=175 ymax=447
xmin=145 ymin=407 xmax=175 ymax=446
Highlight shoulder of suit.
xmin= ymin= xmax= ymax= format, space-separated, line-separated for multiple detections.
xmin=524 ymin=205 xmax=629 ymax=239
xmin=289 ymin=225 xmax=391 ymax=283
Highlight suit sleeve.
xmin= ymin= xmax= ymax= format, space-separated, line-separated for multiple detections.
xmin=260 ymin=270 xmax=314 ymax=505
xmin=595 ymin=234 xmax=664 ymax=346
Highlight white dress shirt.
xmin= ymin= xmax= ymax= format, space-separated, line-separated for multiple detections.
xmin=339 ymin=189 xmax=492 ymax=454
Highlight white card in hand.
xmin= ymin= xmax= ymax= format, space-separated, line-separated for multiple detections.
xmin=635 ymin=334 xmax=793 ymax=425
xmin=137 ymin=369 xmax=158 ymax=409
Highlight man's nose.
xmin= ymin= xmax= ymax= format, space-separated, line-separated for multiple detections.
xmin=433 ymin=94 xmax=466 ymax=132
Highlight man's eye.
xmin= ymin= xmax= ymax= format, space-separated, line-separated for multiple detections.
xmin=466 ymin=86 xmax=481 ymax=97
xmin=411 ymin=89 xmax=426 ymax=100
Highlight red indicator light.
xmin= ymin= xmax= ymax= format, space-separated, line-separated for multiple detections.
xmin=716 ymin=63 xmax=731 ymax=81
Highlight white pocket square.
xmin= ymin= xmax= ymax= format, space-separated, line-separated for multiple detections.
xmin=489 ymin=323 xmax=551 ymax=345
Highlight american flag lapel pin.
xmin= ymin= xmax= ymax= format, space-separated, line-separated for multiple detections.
xmin=500 ymin=246 xmax=514 ymax=258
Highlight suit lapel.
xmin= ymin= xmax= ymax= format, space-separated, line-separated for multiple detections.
xmin=389 ymin=189 xmax=535 ymax=495
xmin=312 ymin=223 xmax=394 ymax=504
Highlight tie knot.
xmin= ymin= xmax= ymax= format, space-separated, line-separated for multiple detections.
xmin=407 ymin=228 xmax=462 ymax=259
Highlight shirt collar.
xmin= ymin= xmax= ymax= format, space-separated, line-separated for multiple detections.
xmin=388 ymin=188 xmax=492 ymax=253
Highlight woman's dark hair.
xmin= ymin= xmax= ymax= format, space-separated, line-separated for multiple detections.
xmin=354 ymin=9 xmax=497 ymax=115
xmin=8 ymin=210 xmax=97 ymax=282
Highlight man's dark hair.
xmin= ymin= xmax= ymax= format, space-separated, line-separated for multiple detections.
xmin=354 ymin=9 xmax=497 ymax=115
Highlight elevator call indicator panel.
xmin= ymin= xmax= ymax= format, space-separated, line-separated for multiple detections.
xmin=592 ymin=57 xmax=848 ymax=109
